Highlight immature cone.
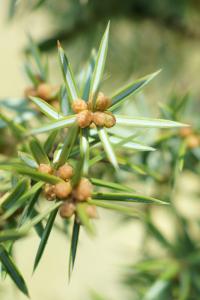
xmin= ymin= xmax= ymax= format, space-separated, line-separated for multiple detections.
xmin=104 ymin=112 xmax=116 ymax=128
xmin=72 ymin=99 xmax=88 ymax=113
xmin=59 ymin=201 xmax=76 ymax=218
xmin=55 ymin=181 xmax=72 ymax=199
xmin=37 ymin=83 xmax=52 ymax=101
xmin=96 ymin=92 xmax=111 ymax=111
xmin=76 ymin=110 xmax=93 ymax=128
xmin=179 ymin=127 xmax=193 ymax=138
xmin=92 ymin=112 xmax=105 ymax=127
xmin=44 ymin=184 xmax=56 ymax=201
xmin=186 ymin=134 xmax=199 ymax=149
xmin=86 ymin=205 xmax=98 ymax=219
xmin=57 ymin=163 xmax=74 ymax=181
xmin=73 ymin=178 xmax=93 ymax=202
xmin=38 ymin=163 xmax=53 ymax=175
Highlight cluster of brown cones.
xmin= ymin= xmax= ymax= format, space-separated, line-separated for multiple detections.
xmin=38 ymin=163 xmax=97 ymax=219
xmin=72 ymin=92 xmax=116 ymax=128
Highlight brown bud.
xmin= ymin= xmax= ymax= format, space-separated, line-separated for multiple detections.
xmin=59 ymin=201 xmax=76 ymax=218
xmin=96 ymin=92 xmax=111 ymax=111
xmin=179 ymin=127 xmax=193 ymax=138
xmin=86 ymin=205 xmax=98 ymax=219
xmin=72 ymin=99 xmax=88 ymax=113
xmin=57 ymin=163 xmax=73 ymax=180
xmin=186 ymin=134 xmax=199 ymax=149
xmin=38 ymin=164 xmax=53 ymax=175
xmin=55 ymin=181 xmax=72 ymax=199
xmin=37 ymin=83 xmax=52 ymax=101
xmin=73 ymin=178 xmax=93 ymax=202
xmin=104 ymin=112 xmax=116 ymax=128
xmin=92 ymin=112 xmax=105 ymax=127
xmin=24 ymin=86 xmax=37 ymax=98
xmin=44 ymin=184 xmax=56 ymax=201
xmin=76 ymin=110 xmax=93 ymax=128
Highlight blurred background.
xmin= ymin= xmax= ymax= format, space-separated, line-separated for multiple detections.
xmin=0 ymin=1 xmax=200 ymax=299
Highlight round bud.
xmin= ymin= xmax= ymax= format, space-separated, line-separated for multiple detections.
xmin=24 ymin=87 xmax=37 ymax=98
xmin=72 ymin=99 xmax=88 ymax=113
xmin=59 ymin=202 xmax=76 ymax=218
xmin=73 ymin=178 xmax=93 ymax=202
xmin=37 ymin=83 xmax=52 ymax=101
xmin=38 ymin=164 xmax=53 ymax=175
xmin=55 ymin=181 xmax=72 ymax=199
xmin=179 ymin=127 xmax=193 ymax=138
xmin=104 ymin=112 xmax=116 ymax=128
xmin=57 ymin=163 xmax=73 ymax=180
xmin=76 ymin=110 xmax=93 ymax=128
xmin=44 ymin=184 xmax=56 ymax=201
xmin=86 ymin=205 xmax=98 ymax=219
xmin=96 ymin=92 xmax=111 ymax=111
xmin=186 ymin=134 xmax=199 ymax=149
xmin=92 ymin=112 xmax=105 ymax=127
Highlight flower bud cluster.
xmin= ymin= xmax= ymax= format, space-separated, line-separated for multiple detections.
xmin=38 ymin=164 xmax=97 ymax=219
xmin=72 ymin=92 xmax=116 ymax=129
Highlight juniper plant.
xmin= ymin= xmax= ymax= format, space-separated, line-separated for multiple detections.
xmin=123 ymin=95 xmax=200 ymax=300
xmin=0 ymin=23 xmax=188 ymax=296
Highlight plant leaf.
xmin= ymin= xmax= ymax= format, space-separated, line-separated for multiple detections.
xmin=44 ymin=130 xmax=58 ymax=154
xmin=0 ymin=229 xmax=25 ymax=243
xmin=0 ymin=245 xmax=29 ymax=296
xmin=109 ymin=70 xmax=161 ymax=111
xmin=109 ymin=135 xmax=155 ymax=152
xmin=69 ymin=218 xmax=80 ymax=279
xmin=92 ymin=192 xmax=168 ymax=205
xmin=0 ymin=163 xmax=62 ymax=184
xmin=18 ymin=151 xmax=38 ymax=168
xmin=33 ymin=207 xmax=58 ymax=271
xmin=88 ymin=199 xmax=140 ymax=217
xmin=97 ymin=127 xmax=118 ymax=169
xmin=82 ymin=49 xmax=97 ymax=100
xmin=29 ymin=138 xmax=50 ymax=164
xmin=80 ymin=128 xmax=89 ymax=176
xmin=57 ymin=41 xmax=79 ymax=103
xmin=21 ymin=202 xmax=61 ymax=232
xmin=2 ymin=182 xmax=43 ymax=221
xmin=90 ymin=22 xmax=110 ymax=103
xmin=115 ymin=115 xmax=188 ymax=128
xmin=60 ymin=85 xmax=71 ymax=116
xmin=56 ymin=125 xmax=78 ymax=168
xmin=0 ymin=112 xmax=25 ymax=138
xmin=19 ymin=189 xmax=42 ymax=226
xmin=1 ymin=179 xmax=29 ymax=211
xmin=29 ymin=115 xmax=76 ymax=135
xmin=30 ymin=96 xmax=63 ymax=120
xmin=91 ymin=178 xmax=134 ymax=192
